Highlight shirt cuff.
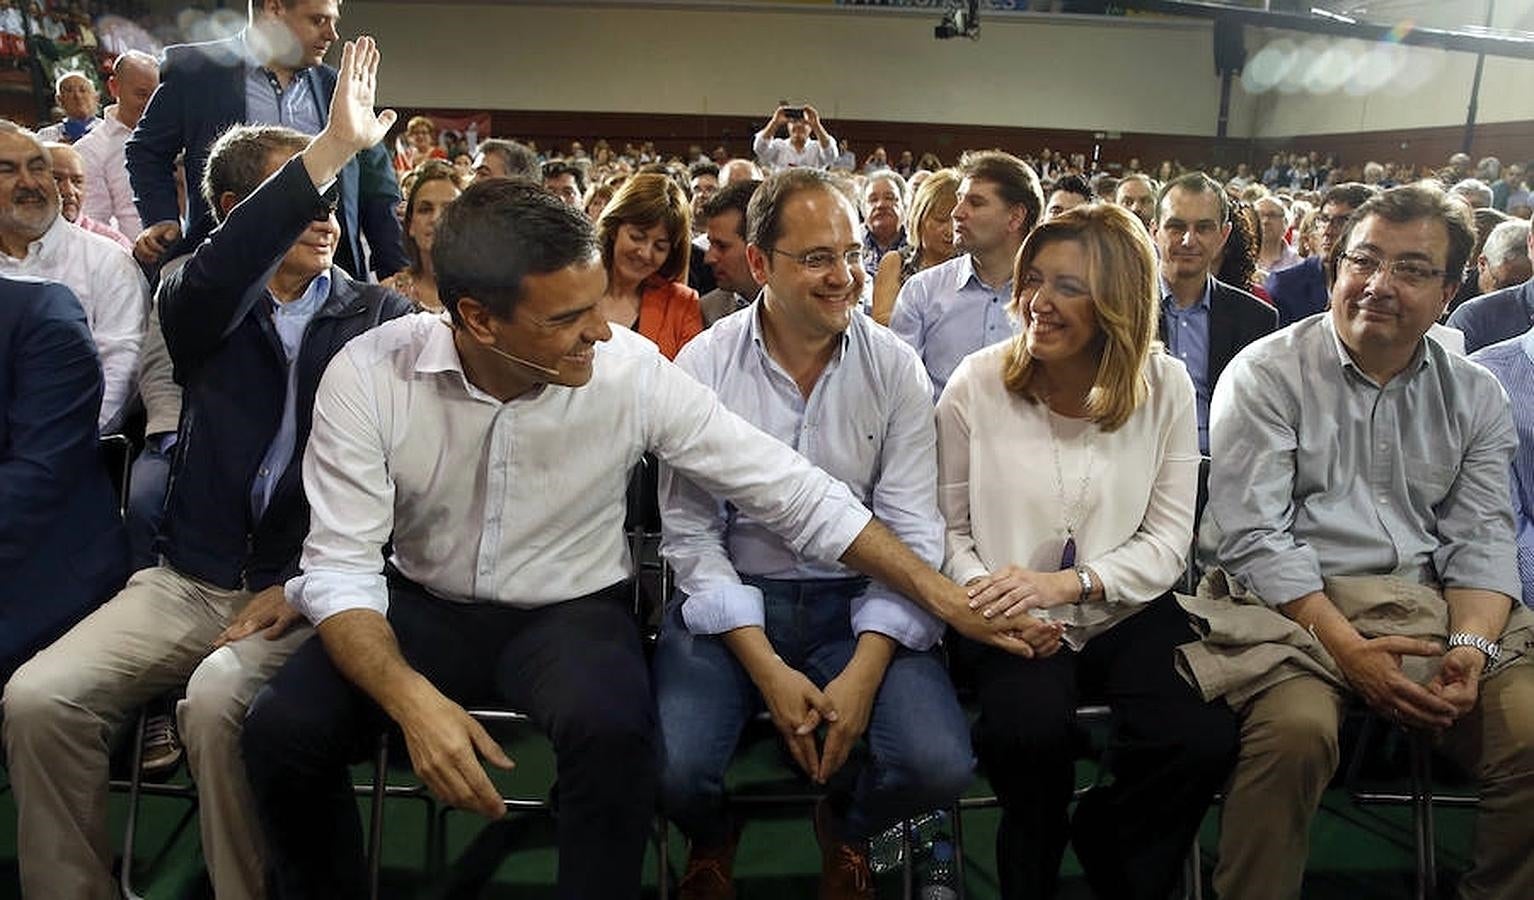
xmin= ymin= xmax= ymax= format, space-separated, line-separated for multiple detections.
xmin=795 ymin=503 xmax=873 ymax=567
xmin=680 ymin=582 xmax=767 ymax=635
xmin=1237 ymin=552 xmax=1325 ymax=608
xmin=852 ymin=586 xmax=945 ymax=651
xmin=287 ymin=568 xmax=389 ymax=626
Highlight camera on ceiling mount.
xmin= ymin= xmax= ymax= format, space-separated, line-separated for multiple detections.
xmin=935 ymin=0 xmax=981 ymax=40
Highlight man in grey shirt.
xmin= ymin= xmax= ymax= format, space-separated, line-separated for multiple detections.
xmin=1191 ymin=183 xmax=1534 ymax=900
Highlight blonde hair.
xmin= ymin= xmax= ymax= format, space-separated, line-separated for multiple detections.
xmin=595 ymin=172 xmax=691 ymax=284
xmin=905 ymin=168 xmax=960 ymax=262
xmin=1002 ymin=202 xmax=1157 ymax=431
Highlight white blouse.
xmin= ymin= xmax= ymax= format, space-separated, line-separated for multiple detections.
xmin=935 ymin=341 xmax=1199 ymax=648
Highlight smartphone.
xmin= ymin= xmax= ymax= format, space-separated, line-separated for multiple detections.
xmin=783 ymin=107 xmax=805 ymax=120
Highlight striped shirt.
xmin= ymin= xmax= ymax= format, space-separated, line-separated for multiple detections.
xmin=1470 ymin=327 xmax=1534 ymax=609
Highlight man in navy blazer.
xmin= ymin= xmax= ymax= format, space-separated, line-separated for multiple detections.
xmin=125 ymin=0 xmax=405 ymax=280
xmin=4 ymin=39 xmax=410 ymax=899
xmin=1264 ymin=183 xmax=1376 ymax=326
xmin=0 ymin=277 xmax=128 ymax=685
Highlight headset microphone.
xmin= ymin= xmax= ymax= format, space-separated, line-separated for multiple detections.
xmin=484 ymin=342 xmax=565 ymax=378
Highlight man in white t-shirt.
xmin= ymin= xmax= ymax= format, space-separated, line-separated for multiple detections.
xmin=753 ymin=104 xmax=838 ymax=172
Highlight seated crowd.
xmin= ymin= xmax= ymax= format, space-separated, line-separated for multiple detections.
xmin=1 ymin=6 xmax=1532 ymax=900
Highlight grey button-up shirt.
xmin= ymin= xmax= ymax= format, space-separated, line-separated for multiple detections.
xmin=1200 ymin=314 xmax=1520 ymax=606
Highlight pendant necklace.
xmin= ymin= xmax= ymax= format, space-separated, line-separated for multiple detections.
xmin=1043 ymin=396 xmax=1094 ymax=570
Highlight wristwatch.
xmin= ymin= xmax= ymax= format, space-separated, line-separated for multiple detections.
xmin=1446 ymin=632 xmax=1501 ymax=665
xmin=1073 ymin=567 xmax=1093 ymax=605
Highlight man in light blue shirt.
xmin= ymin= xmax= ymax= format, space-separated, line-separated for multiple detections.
xmin=657 ymin=168 xmax=975 ymax=899
xmin=1471 ymin=325 xmax=1534 ymax=609
xmin=890 ymin=150 xmax=1043 ymax=399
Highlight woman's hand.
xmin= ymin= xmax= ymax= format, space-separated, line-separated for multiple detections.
xmin=966 ymin=567 xmax=1079 ymax=619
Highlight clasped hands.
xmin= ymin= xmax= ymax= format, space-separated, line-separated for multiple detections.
xmin=1334 ymin=636 xmax=1482 ymax=733
xmin=953 ymin=565 xmax=1078 ymax=659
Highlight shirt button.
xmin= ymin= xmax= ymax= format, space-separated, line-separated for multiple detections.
xmin=1378 ymin=496 xmax=1390 ymax=505
xmin=259 ymin=467 xmax=269 ymax=476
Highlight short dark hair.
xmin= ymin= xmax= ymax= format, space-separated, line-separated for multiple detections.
xmin=956 ymin=150 xmax=1044 ymax=236
xmin=688 ymin=161 xmax=720 ymax=182
xmin=1321 ymin=181 xmax=1378 ymax=212
xmin=1338 ymin=182 xmax=1476 ymax=284
xmin=433 ymin=178 xmax=599 ymax=326
xmin=702 ymin=178 xmax=761 ymax=240
xmin=202 ymin=123 xmax=309 ymax=222
xmin=747 ymin=168 xmax=853 ymax=251
xmin=477 ymin=139 xmax=540 ymax=180
xmin=1052 ymin=173 xmax=1093 ymax=202
xmin=1156 ymin=171 xmax=1229 ymax=223
xmin=542 ymin=160 xmax=587 ymax=195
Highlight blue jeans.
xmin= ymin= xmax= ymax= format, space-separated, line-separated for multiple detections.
xmin=655 ymin=576 xmax=973 ymax=846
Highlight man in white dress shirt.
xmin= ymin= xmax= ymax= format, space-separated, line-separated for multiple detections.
xmin=243 ymin=176 xmax=1045 ymax=899
xmin=73 ymin=50 xmax=159 ymax=240
xmin=0 ymin=119 xmax=146 ymax=430
xmin=753 ymin=104 xmax=838 ymax=172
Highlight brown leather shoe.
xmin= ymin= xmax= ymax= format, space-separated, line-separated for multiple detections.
xmin=814 ymin=800 xmax=874 ymax=900
xmin=677 ymin=828 xmax=741 ymax=900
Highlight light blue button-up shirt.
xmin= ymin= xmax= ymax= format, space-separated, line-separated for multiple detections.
xmin=242 ymin=31 xmax=325 ymax=136
xmin=888 ymin=253 xmax=1018 ymax=400
xmin=1470 ymin=326 xmax=1534 ymax=609
xmin=660 ymin=303 xmax=946 ymax=650
xmin=249 ymin=272 xmax=329 ymax=520
xmin=1161 ymin=275 xmax=1213 ymax=454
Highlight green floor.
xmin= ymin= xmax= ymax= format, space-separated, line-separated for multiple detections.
xmin=0 ymin=725 xmax=1479 ymax=899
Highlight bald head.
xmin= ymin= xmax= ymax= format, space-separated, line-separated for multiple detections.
xmin=719 ymin=158 xmax=762 ymax=185
xmin=109 ymin=51 xmax=161 ymax=129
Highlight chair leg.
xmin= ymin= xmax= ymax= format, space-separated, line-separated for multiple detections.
xmin=950 ymin=803 xmax=967 ymax=900
xmin=900 ymin=817 xmax=915 ymax=899
xmin=1409 ymin=732 xmax=1437 ymax=900
xmin=1184 ymin=836 xmax=1204 ymax=900
xmin=119 ymin=710 xmax=148 ymax=900
xmin=368 ymin=734 xmax=388 ymax=900
xmin=655 ymin=815 xmax=670 ymax=899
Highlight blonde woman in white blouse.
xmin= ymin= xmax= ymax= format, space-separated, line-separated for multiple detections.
xmin=935 ymin=202 xmax=1237 ymax=900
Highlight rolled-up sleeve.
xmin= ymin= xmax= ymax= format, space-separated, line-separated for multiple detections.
xmin=648 ymin=357 xmax=872 ymax=610
xmin=286 ymin=348 xmax=394 ymax=625
xmin=1202 ymin=351 xmax=1324 ymax=605
xmin=850 ymin=345 xmax=945 ymax=650
xmin=1432 ymin=382 xmax=1521 ymax=600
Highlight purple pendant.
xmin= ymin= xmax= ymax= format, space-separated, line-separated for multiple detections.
xmin=1059 ymin=536 xmax=1076 ymax=570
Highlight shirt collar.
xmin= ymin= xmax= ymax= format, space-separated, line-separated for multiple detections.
xmin=20 ymin=214 xmax=71 ymax=262
xmin=747 ymin=292 xmax=853 ymax=359
xmin=1322 ymin=311 xmax=1432 ymax=384
xmin=241 ymin=28 xmax=313 ymax=78
xmin=1159 ymin=274 xmax=1212 ymax=312
xmin=268 ymin=271 xmax=330 ymax=316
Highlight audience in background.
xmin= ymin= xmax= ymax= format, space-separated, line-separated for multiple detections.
xmin=0 ymin=121 xmax=146 ymax=432
xmin=382 ymin=159 xmax=462 ymax=312
xmin=859 ymin=169 xmax=907 ymax=277
xmin=393 ymin=114 xmax=446 ymax=175
xmin=595 ymin=172 xmax=703 ymax=359
xmin=687 ymin=160 xmax=719 ymax=235
xmin=696 ymin=178 xmax=762 ymax=327
xmin=1266 ymin=182 xmax=1376 ymax=326
xmin=1252 ymin=194 xmax=1300 ymax=279
xmin=1112 ymin=172 xmax=1157 ymax=232
xmin=46 ymin=141 xmax=132 ymax=252
xmin=891 ymin=150 xmax=1043 ymax=399
xmin=753 ymin=104 xmax=838 ymax=171
xmin=1448 ymin=219 xmax=1534 ymax=353
xmin=74 ymin=50 xmax=158 ymax=239
xmin=36 ymin=70 xmax=99 ymax=144
xmin=871 ymin=167 xmax=958 ymax=326
xmin=1044 ymin=173 xmax=1091 ymax=221
xmin=472 ymin=137 xmax=540 ymax=181
xmin=543 ymin=159 xmax=586 ymax=209
xmin=1215 ymin=200 xmax=1270 ymax=302
xmin=1476 ymin=218 xmax=1532 ymax=295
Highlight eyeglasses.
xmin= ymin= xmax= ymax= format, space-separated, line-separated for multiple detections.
xmin=1338 ymin=251 xmax=1446 ymax=288
xmin=767 ymin=247 xmax=864 ymax=273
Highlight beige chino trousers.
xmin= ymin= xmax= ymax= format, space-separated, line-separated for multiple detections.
xmin=1214 ymin=663 xmax=1534 ymax=900
xmin=2 ymin=564 xmax=310 ymax=900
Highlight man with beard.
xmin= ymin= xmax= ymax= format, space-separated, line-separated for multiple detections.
xmin=890 ymin=150 xmax=1044 ymax=398
xmin=0 ymin=121 xmax=146 ymax=430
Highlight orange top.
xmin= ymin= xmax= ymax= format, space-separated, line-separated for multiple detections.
xmin=635 ymin=278 xmax=704 ymax=360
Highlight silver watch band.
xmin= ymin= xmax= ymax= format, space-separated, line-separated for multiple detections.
xmin=1447 ymin=631 xmax=1501 ymax=665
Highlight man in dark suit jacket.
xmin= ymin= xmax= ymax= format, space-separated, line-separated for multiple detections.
xmin=3 ymin=42 xmax=410 ymax=897
xmin=1264 ymin=182 xmax=1377 ymax=326
xmin=1155 ymin=174 xmax=1279 ymax=524
xmin=125 ymin=0 xmax=405 ymax=280
xmin=0 ymin=276 xmax=128 ymax=684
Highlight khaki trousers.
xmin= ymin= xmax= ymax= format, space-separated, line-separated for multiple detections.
xmin=1 ymin=565 xmax=310 ymax=900
xmin=1214 ymin=664 xmax=1534 ymax=900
